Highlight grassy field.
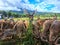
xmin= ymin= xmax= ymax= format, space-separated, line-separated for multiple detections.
xmin=13 ymin=16 xmax=60 ymax=21
xmin=0 ymin=16 xmax=60 ymax=45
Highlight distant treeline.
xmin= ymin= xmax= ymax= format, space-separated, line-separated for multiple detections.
xmin=0 ymin=10 xmax=60 ymax=18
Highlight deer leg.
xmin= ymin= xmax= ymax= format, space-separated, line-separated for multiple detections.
xmin=54 ymin=37 xmax=60 ymax=45
xmin=49 ymin=31 xmax=54 ymax=45
xmin=1 ymin=23 xmax=3 ymax=31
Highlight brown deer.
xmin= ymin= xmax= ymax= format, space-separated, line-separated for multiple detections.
xmin=24 ymin=9 xmax=37 ymax=22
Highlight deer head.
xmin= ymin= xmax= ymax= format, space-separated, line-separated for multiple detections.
xmin=24 ymin=9 xmax=37 ymax=18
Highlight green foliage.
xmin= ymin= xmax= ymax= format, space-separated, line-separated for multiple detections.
xmin=7 ymin=11 xmax=12 ymax=17
xmin=2 ymin=11 xmax=7 ymax=17
xmin=0 ymin=10 xmax=60 ymax=18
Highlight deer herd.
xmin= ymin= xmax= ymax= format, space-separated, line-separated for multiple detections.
xmin=0 ymin=10 xmax=60 ymax=45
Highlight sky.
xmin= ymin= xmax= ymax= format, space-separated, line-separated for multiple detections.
xmin=0 ymin=0 xmax=60 ymax=13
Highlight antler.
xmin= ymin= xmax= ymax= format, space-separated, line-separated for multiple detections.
xmin=32 ymin=9 xmax=37 ymax=16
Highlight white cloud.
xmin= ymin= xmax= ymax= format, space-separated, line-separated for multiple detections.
xmin=32 ymin=0 xmax=60 ymax=13
xmin=0 ymin=0 xmax=60 ymax=13
xmin=0 ymin=6 xmax=21 ymax=11
xmin=0 ymin=0 xmax=4 ymax=6
xmin=0 ymin=0 xmax=21 ymax=11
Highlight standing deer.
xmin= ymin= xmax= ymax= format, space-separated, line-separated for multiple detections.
xmin=24 ymin=9 xmax=37 ymax=22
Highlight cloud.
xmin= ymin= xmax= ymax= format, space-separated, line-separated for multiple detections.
xmin=42 ymin=0 xmax=60 ymax=13
xmin=0 ymin=0 xmax=60 ymax=13
xmin=0 ymin=6 xmax=21 ymax=11
xmin=0 ymin=0 xmax=21 ymax=11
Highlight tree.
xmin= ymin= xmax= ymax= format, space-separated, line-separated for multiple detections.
xmin=8 ymin=11 xmax=12 ymax=17
xmin=2 ymin=11 xmax=7 ymax=17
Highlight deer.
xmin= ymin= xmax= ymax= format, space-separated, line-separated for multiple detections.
xmin=24 ymin=9 xmax=37 ymax=22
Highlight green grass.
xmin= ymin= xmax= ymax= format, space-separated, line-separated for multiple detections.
xmin=13 ymin=16 xmax=60 ymax=21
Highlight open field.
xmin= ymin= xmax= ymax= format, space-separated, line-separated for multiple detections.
xmin=13 ymin=17 xmax=60 ymax=21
